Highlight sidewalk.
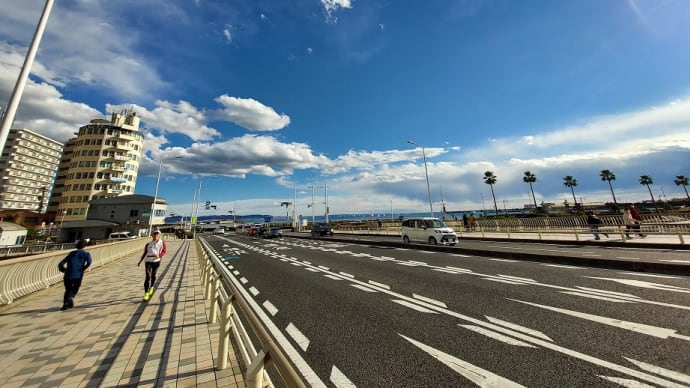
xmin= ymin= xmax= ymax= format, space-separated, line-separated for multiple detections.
xmin=0 ymin=240 xmax=245 ymax=388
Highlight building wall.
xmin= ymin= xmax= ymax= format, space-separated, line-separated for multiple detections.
xmin=0 ymin=128 xmax=63 ymax=213
xmin=48 ymin=110 xmax=144 ymax=222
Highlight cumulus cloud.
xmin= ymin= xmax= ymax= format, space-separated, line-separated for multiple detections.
xmin=212 ymin=94 xmax=291 ymax=131
xmin=321 ymin=0 xmax=352 ymax=23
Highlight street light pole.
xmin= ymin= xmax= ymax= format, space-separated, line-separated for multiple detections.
xmin=408 ymin=140 xmax=434 ymax=217
xmin=308 ymin=185 xmax=315 ymax=224
xmin=0 ymin=0 xmax=55 ymax=154
xmin=148 ymin=156 xmax=182 ymax=237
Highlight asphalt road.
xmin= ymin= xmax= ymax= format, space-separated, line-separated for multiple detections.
xmin=202 ymin=234 xmax=690 ymax=387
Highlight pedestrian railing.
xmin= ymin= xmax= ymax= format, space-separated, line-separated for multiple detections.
xmin=0 ymin=240 xmax=142 ymax=305
xmin=332 ymin=214 xmax=690 ymax=244
xmin=196 ymin=238 xmax=305 ymax=388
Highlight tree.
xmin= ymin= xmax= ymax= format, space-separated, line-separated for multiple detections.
xmin=562 ymin=176 xmax=578 ymax=210
xmin=599 ymin=169 xmax=618 ymax=206
xmin=675 ymin=175 xmax=689 ymax=199
xmin=639 ymin=175 xmax=655 ymax=205
xmin=483 ymin=171 xmax=499 ymax=217
xmin=523 ymin=171 xmax=538 ymax=211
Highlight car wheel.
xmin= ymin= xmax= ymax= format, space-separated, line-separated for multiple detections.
xmin=428 ymin=237 xmax=438 ymax=245
xmin=403 ymin=236 xmax=410 ymax=244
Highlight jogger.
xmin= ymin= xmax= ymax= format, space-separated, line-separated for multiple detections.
xmin=138 ymin=230 xmax=167 ymax=301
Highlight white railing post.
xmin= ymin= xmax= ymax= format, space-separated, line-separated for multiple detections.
xmin=216 ymin=300 xmax=233 ymax=370
xmin=246 ymin=350 xmax=267 ymax=388
xmin=209 ymin=276 xmax=219 ymax=324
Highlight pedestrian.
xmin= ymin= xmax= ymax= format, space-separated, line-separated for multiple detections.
xmin=138 ymin=230 xmax=167 ymax=301
xmin=462 ymin=213 xmax=469 ymax=231
xmin=623 ymin=207 xmax=639 ymax=238
xmin=469 ymin=213 xmax=477 ymax=231
xmin=58 ymin=239 xmax=92 ymax=310
xmin=586 ymin=211 xmax=607 ymax=240
xmin=629 ymin=205 xmax=646 ymax=237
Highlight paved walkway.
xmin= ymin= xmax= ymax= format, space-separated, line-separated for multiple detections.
xmin=0 ymin=240 xmax=245 ymax=388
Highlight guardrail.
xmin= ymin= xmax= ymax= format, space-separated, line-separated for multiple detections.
xmin=0 ymin=240 xmax=142 ymax=305
xmin=1 ymin=242 xmax=77 ymax=258
xmin=334 ymin=214 xmax=690 ymax=244
xmin=195 ymin=238 xmax=305 ymax=388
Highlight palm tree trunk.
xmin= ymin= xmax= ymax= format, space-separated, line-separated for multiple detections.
xmin=684 ymin=185 xmax=689 ymax=199
xmin=608 ymin=181 xmax=618 ymax=205
xmin=570 ymin=187 xmax=577 ymax=208
xmin=529 ymin=183 xmax=538 ymax=210
xmin=646 ymin=184 xmax=655 ymax=204
xmin=489 ymin=185 xmax=499 ymax=217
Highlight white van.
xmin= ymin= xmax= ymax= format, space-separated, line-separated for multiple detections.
xmin=401 ymin=217 xmax=457 ymax=245
xmin=108 ymin=231 xmax=137 ymax=240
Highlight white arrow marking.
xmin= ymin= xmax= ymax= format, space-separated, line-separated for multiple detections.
xmin=400 ymin=334 xmax=526 ymax=387
xmin=598 ymin=375 xmax=655 ymax=387
xmin=330 ymin=365 xmax=356 ymax=387
xmin=485 ymin=316 xmax=553 ymax=342
xmin=585 ymin=277 xmax=690 ymax=294
xmin=391 ymin=299 xmax=438 ymax=313
xmin=459 ymin=325 xmax=537 ymax=348
xmin=510 ymin=299 xmax=687 ymax=340
xmin=624 ymin=357 xmax=690 ymax=385
xmin=286 ymin=323 xmax=310 ymax=352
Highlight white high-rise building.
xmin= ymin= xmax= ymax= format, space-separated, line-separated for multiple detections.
xmin=0 ymin=128 xmax=63 ymax=212
xmin=47 ymin=110 xmax=144 ymax=222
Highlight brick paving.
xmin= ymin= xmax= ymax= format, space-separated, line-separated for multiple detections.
xmin=0 ymin=240 xmax=245 ymax=388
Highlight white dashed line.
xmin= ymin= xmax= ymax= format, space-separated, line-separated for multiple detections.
xmin=286 ymin=323 xmax=310 ymax=352
xmin=263 ymin=300 xmax=279 ymax=316
xmin=249 ymin=287 xmax=259 ymax=296
xmin=368 ymin=280 xmax=390 ymax=290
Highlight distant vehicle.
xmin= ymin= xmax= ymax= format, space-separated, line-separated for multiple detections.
xmin=311 ymin=222 xmax=334 ymax=237
xmin=401 ymin=217 xmax=457 ymax=245
xmin=213 ymin=228 xmax=225 ymax=235
xmin=108 ymin=231 xmax=137 ymax=240
xmin=261 ymin=228 xmax=283 ymax=239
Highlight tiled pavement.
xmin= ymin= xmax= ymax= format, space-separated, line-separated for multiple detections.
xmin=0 ymin=240 xmax=245 ymax=388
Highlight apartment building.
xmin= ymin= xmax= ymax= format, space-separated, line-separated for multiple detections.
xmin=0 ymin=128 xmax=63 ymax=213
xmin=47 ymin=110 xmax=144 ymax=222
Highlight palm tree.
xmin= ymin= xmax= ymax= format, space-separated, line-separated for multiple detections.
xmin=639 ymin=175 xmax=655 ymax=205
xmin=562 ymin=176 xmax=578 ymax=210
xmin=675 ymin=175 xmax=689 ymax=198
xmin=483 ymin=171 xmax=499 ymax=217
xmin=599 ymin=169 xmax=618 ymax=206
xmin=523 ymin=171 xmax=538 ymax=211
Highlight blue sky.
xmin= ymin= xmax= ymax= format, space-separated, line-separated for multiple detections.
xmin=2 ymin=0 xmax=690 ymax=219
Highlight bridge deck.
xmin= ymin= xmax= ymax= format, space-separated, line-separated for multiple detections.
xmin=0 ymin=240 xmax=245 ymax=388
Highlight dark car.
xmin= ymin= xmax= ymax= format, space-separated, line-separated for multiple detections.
xmin=261 ymin=227 xmax=283 ymax=239
xmin=311 ymin=222 xmax=334 ymax=237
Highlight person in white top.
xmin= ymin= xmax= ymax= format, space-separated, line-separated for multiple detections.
xmin=138 ymin=230 xmax=167 ymax=301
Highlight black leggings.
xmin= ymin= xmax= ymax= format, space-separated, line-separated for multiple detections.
xmin=144 ymin=261 xmax=161 ymax=291
xmin=63 ymin=278 xmax=82 ymax=306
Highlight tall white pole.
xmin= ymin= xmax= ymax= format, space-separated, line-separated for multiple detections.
xmin=310 ymin=185 xmax=315 ymax=224
xmin=324 ymin=177 xmax=329 ymax=223
xmin=408 ymin=141 xmax=434 ymax=217
xmin=0 ymin=0 xmax=55 ymax=153
xmin=148 ymin=159 xmax=163 ymax=237
xmin=293 ymin=187 xmax=297 ymax=230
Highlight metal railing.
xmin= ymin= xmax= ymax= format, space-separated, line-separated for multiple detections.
xmin=333 ymin=214 xmax=690 ymax=244
xmin=0 ymin=240 xmax=142 ymax=305
xmin=195 ymin=238 xmax=306 ymax=388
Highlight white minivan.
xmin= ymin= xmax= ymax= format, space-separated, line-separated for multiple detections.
xmin=401 ymin=217 xmax=457 ymax=245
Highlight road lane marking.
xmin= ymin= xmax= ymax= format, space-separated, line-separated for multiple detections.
xmin=324 ymin=275 xmax=343 ymax=280
xmin=286 ymin=323 xmax=310 ymax=352
xmin=368 ymin=280 xmax=390 ymax=290
xmin=660 ymin=259 xmax=690 ymax=263
xmin=624 ymin=357 xmax=690 ymax=385
xmin=618 ymin=273 xmax=681 ymax=279
xmin=575 ymin=286 xmax=640 ymax=299
xmin=305 ymin=268 xmax=320 ymax=272
xmin=351 ymin=284 xmax=377 ymax=292
xmin=391 ymin=299 xmax=438 ymax=313
xmin=400 ymin=334 xmax=526 ymax=387
xmin=617 ymin=257 xmax=641 ymax=261
xmin=459 ymin=325 xmax=537 ymax=347
xmin=488 ymin=258 xmax=519 ymax=262
xmin=240 ymin=277 xmax=248 ymax=284
xmin=585 ymin=277 xmax=690 ymax=294
xmin=510 ymin=299 xmax=687 ymax=340
xmin=598 ymin=376 xmax=655 ymax=387
xmin=482 ymin=278 xmax=528 ymax=285
xmin=558 ymin=291 xmax=635 ymax=303
xmin=412 ymin=293 xmax=447 ymax=308
xmin=249 ymin=287 xmax=259 ymax=296
xmin=339 ymin=272 xmax=354 ymax=278
xmin=541 ymin=264 xmax=583 ymax=269
xmin=263 ymin=300 xmax=278 ymax=316
xmin=318 ymin=265 xmax=330 ymax=271
xmin=497 ymin=274 xmax=536 ymax=283
xmin=485 ymin=316 xmax=553 ymax=342
xmin=330 ymin=366 xmax=356 ymax=388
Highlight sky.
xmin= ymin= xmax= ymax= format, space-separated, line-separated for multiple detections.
xmin=1 ymin=0 xmax=690 ymax=220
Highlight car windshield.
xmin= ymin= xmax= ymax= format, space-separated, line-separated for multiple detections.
xmin=425 ymin=219 xmax=446 ymax=228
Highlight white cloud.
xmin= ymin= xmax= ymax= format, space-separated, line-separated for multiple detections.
xmin=321 ymin=0 xmax=352 ymax=23
xmin=223 ymin=26 xmax=233 ymax=43
xmin=212 ymin=94 xmax=291 ymax=131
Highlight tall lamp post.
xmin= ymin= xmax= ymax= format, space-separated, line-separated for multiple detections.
xmin=407 ymin=140 xmax=434 ymax=217
xmin=148 ymin=156 xmax=182 ymax=236
xmin=308 ymin=185 xmax=315 ymax=224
